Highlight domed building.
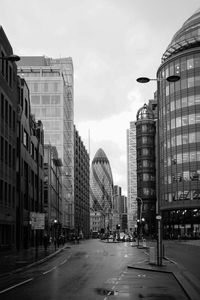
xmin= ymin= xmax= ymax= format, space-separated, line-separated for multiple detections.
xmin=157 ymin=8 xmax=200 ymax=238
xmin=136 ymin=103 xmax=156 ymax=236
xmin=90 ymin=148 xmax=114 ymax=231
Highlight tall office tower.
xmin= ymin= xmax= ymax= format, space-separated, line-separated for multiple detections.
xmin=157 ymin=8 xmax=200 ymax=238
xmin=127 ymin=122 xmax=137 ymax=232
xmin=17 ymin=57 xmax=74 ymax=234
xmin=90 ymin=148 xmax=113 ymax=230
xmin=74 ymin=126 xmax=90 ymax=239
xmin=135 ymin=103 xmax=156 ymax=236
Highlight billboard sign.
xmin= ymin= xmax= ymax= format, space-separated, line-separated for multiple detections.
xmin=30 ymin=212 xmax=45 ymax=229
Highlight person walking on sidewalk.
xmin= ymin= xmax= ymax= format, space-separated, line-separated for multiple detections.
xmin=43 ymin=233 xmax=49 ymax=251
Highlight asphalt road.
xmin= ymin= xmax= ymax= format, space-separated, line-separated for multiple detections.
xmin=163 ymin=240 xmax=200 ymax=282
xmin=0 ymin=239 xmax=189 ymax=300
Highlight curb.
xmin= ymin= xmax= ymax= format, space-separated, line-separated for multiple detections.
xmin=0 ymin=246 xmax=68 ymax=278
xmin=127 ymin=261 xmax=200 ymax=300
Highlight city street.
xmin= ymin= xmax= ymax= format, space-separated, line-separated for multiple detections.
xmin=0 ymin=239 xmax=190 ymax=300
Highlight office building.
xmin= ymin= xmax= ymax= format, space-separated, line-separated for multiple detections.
xmin=127 ymin=122 xmax=137 ymax=232
xmin=17 ymin=57 xmax=74 ymax=234
xmin=157 ymin=8 xmax=200 ymax=238
xmin=0 ymin=26 xmax=18 ymax=249
xmin=43 ymin=145 xmax=63 ymax=239
xmin=90 ymin=148 xmax=113 ymax=231
xmin=74 ymin=126 xmax=90 ymax=239
xmin=135 ymin=103 xmax=156 ymax=236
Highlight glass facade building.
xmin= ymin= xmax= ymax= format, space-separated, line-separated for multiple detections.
xmin=90 ymin=148 xmax=113 ymax=230
xmin=157 ymin=8 xmax=200 ymax=237
xmin=17 ymin=57 xmax=74 ymax=232
xmin=127 ymin=122 xmax=137 ymax=231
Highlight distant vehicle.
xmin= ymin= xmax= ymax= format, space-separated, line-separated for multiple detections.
xmin=92 ymin=231 xmax=99 ymax=238
xmin=118 ymin=233 xmax=130 ymax=242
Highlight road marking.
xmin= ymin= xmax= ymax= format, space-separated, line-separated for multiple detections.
xmin=59 ymin=259 xmax=67 ymax=266
xmin=0 ymin=278 xmax=33 ymax=294
xmin=43 ymin=266 xmax=56 ymax=274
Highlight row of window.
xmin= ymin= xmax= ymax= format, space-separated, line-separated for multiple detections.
xmin=0 ymin=93 xmax=16 ymax=131
xmin=26 ymin=81 xmax=61 ymax=93
xmin=31 ymin=95 xmax=61 ymax=106
xmin=165 ymin=131 xmax=200 ymax=150
xmin=32 ymin=106 xmax=62 ymax=118
xmin=0 ymin=136 xmax=16 ymax=168
xmin=165 ymin=75 xmax=200 ymax=96
xmin=169 ymin=26 xmax=200 ymax=50
xmin=20 ymin=71 xmax=61 ymax=78
xmin=0 ymin=180 xmax=15 ymax=208
xmin=161 ymin=53 xmax=200 ymax=79
xmin=139 ymin=187 xmax=156 ymax=197
xmin=163 ymin=188 xmax=200 ymax=203
xmin=137 ymin=148 xmax=155 ymax=157
xmin=163 ymin=94 xmax=200 ymax=117
xmin=164 ymin=170 xmax=200 ymax=184
xmin=138 ymin=173 xmax=155 ymax=181
xmin=164 ymin=113 xmax=200 ymax=131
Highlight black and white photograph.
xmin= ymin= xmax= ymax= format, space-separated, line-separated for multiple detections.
xmin=0 ymin=0 xmax=200 ymax=299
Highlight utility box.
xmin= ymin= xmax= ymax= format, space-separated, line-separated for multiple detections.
xmin=149 ymin=247 xmax=156 ymax=265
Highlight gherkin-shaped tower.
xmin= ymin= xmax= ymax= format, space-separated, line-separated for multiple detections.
xmin=90 ymin=148 xmax=113 ymax=212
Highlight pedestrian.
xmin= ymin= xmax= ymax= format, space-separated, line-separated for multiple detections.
xmin=43 ymin=233 xmax=49 ymax=251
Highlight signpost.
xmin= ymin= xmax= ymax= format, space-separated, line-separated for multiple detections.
xmin=30 ymin=212 xmax=45 ymax=257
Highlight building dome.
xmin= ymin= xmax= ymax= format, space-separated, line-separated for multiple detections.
xmin=136 ymin=103 xmax=154 ymax=121
xmin=162 ymin=8 xmax=200 ymax=62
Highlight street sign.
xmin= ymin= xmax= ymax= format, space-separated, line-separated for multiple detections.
xmin=156 ymin=215 xmax=162 ymax=220
xmin=30 ymin=212 xmax=45 ymax=229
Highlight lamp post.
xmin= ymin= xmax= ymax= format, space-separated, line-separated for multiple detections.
xmin=136 ymin=196 xmax=143 ymax=247
xmin=136 ymin=74 xmax=180 ymax=266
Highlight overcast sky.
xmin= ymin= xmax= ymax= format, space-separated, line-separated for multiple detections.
xmin=1 ymin=0 xmax=200 ymax=195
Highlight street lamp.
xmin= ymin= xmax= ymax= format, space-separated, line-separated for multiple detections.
xmin=0 ymin=54 xmax=20 ymax=62
xmin=136 ymin=75 xmax=180 ymax=266
xmin=136 ymin=196 xmax=143 ymax=247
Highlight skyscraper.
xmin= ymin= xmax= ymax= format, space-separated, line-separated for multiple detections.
xmin=135 ymin=103 xmax=156 ymax=236
xmin=157 ymin=8 xmax=200 ymax=238
xmin=90 ymin=148 xmax=113 ymax=230
xmin=17 ymin=56 xmax=74 ymax=233
xmin=127 ymin=122 xmax=137 ymax=232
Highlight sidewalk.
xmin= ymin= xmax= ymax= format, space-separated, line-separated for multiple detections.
xmin=0 ymin=242 xmax=70 ymax=277
xmin=127 ymin=239 xmax=200 ymax=300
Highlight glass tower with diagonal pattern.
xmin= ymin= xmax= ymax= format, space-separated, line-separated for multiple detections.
xmin=90 ymin=148 xmax=113 ymax=230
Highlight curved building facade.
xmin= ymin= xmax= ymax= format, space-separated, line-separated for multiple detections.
xmin=157 ymin=8 xmax=200 ymax=238
xmin=136 ymin=104 xmax=156 ymax=235
xmin=90 ymin=148 xmax=113 ymax=229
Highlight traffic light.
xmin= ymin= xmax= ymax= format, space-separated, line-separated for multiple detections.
xmin=116 ymin=224 xmax=120 ymax=230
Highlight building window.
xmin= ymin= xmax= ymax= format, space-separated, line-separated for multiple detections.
xmin=0 ymin=137 xmax=4 ymax=161
xmin=5 ymin=140 xmax=8 ymax=164
xmin=25 ymin=99 xmax=28 ymax=117
xmin=23 ymin=130 xmax=29 ymax=148
xmin=1 ymin=93 xmax=4 ymax=119
xmin=5 ymin=99 xmax=8 ymax=123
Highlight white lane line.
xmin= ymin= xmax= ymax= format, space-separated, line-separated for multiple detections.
xmin=43 ymin=266 xmax=56 ymax=274
xmin=59 ymin=259 xmax=67 ymax=266
xmin=0 ymin=278 xmax=33 ymax=294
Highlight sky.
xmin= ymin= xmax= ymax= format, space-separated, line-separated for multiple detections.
xmin=1 ymin=0 xmax=200 ymax=195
